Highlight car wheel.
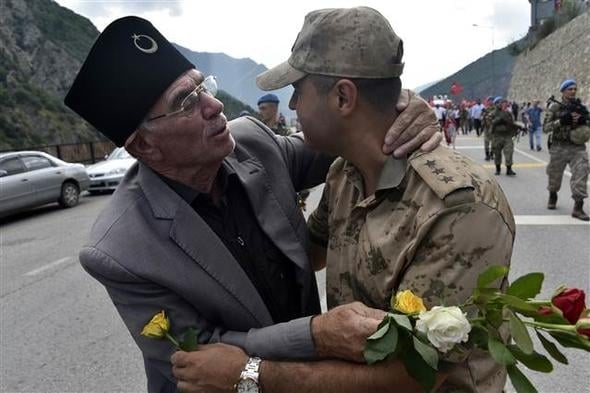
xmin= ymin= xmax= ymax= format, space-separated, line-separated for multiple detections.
xmin=58 ymin=182 xmax=80 ymax=208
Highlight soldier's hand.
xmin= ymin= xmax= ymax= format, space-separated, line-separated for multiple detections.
xmin=572 ymin=112 xmax=581 ymax=125
xmin=311 ymin=302 xmax=387 ymax=363
xmin=383 ymin=89 xmax=442 ymax=158
xmin=559 ymin=112 xmax=573 ymax=126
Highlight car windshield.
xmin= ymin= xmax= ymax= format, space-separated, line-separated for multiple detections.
xmin=107 ymin=148 xmax=132 ymax=160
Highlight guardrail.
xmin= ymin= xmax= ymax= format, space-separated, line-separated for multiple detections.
xmin=0 ymin=141 xmax=116 ymax=165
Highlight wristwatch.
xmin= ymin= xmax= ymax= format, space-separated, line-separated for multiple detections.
xmin=234 ymin=357 xmax=262 ymax=393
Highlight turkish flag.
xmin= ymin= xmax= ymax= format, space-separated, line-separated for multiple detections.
xmin=450 ymin=82 xmax=463 ymax=96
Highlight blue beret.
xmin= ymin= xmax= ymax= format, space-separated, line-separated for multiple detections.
xmin=560 ymin=79 xmax=576 ymax=92
xmin=493 ymin=96 xmax=504 ymax=105
xmin=257 ymin=93 xmax=280 ymax=105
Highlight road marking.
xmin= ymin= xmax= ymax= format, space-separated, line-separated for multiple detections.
xmin=453 ymin=145 xmax=484 ymax=149
xmin=482 ymin=162 xmax=546 ymax=169
xmin=515 ymin=215 xmax=590 ymax=226
xmin=24 ymin=257 xmax=73 ymax=276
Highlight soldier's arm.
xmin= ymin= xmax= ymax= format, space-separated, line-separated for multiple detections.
xmin=399 ymin=195 xmax=514 ymax=314
xmin=543 ymin=107 xmax=559 ymax=134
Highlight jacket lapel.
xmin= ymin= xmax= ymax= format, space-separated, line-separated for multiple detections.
xmin=137 ymin=163 xmax=273 ymax=327
xmin=225 ymin=151 xmax=309 ymax=273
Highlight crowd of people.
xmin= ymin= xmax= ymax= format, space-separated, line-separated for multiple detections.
xmin=429 ymin=84 xmax=589 ymax=221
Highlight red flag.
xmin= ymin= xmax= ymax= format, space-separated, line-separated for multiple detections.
xmin=450 ymin=82 xmax=463 ymax=96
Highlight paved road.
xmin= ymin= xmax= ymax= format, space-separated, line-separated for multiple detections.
xmin=1 ymin=134 xmax=588 ymax=392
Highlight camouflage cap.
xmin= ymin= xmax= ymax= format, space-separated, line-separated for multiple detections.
xmin=256 ymin=7 xmax=404 ymax=91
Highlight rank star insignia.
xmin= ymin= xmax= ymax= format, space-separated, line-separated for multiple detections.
xmin=441 ymin=176 xmax=454 ymax=183
xmin=424 ymin=160 xmax=436 ymax=168
xmin=432 ymin=168 xmax=445 ymax=175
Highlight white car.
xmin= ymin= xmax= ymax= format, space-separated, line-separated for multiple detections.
xmin=86 ymin=147 xmax=136 ymax=194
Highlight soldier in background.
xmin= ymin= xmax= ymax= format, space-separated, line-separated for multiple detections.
xmin=257 ymin=93 xmax=293 ymax=136
xmin=543 ymin=79 xmax=590 ymax=221
xmin=482 ymin=96 xmax=495 ymax=161
xmin=491 ymin=96 xmax=517 ymax=176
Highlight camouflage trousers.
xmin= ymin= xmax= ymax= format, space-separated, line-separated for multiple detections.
xmin=484 ymin=128 xmax=492 ymax=152
xmin=547 ymin=142 xmax=589 ymax=200
xmin=492 ymin=134 xmax=514 ymax=166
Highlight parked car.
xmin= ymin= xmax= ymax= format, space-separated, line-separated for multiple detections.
xmin=0 ymin=151 xmax=90 ymax=218
xmin=86 ymin=147 xmax=136 ymax=194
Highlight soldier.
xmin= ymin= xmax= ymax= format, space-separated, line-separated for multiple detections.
xmin=543 ymin=79 xmax=590 ymax=221
xmin=491 ymin=96 xmax=517 ymax=176
xmin=257 ymin=93 xmax=292 ymax=136
xmin=482 ymin=96 xmax=495 ymax=161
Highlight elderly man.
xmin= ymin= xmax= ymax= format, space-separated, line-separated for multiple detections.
xmin=172 ymin=7 xmax=514 ymax=393
xmin=65 ymin=16 xmax=440 ymax=393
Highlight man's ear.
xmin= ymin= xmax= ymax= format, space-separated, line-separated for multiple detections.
xmin=125 ymin=130 xmax=163 ymax=163
xmin=333 ymin=79 xmax=358 ymax=115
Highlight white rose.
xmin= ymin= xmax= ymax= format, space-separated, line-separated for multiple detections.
xmin=415 ymin=306 xmax=471 ymax=353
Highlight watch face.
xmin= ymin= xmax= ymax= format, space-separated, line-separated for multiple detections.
xmin=236 ymin=378 xmax=259 ymax=393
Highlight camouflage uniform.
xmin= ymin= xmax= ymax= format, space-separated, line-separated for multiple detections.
xmin=270 ymin=123 xmax=294 ymax=137
xmin=308 ymin=147 xmax=515 ymax=393
xmin=482 ymin=107 xmax=495 ymax=160
xmin=543 ymin=103 xmax=589 ymax=202
xmin=491 ymin=108 xmax=517 ymax=172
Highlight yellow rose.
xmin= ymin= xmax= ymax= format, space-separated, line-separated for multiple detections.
xmin=392 ymin=290 xmax=427 ymax=314
xmin=141 ymin=310 xmax=170 ymax=338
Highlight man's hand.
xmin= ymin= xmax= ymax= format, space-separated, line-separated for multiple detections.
xmin=171 ymin=343 xmax=248 ymax=393
xmin=312 ymin=302 xmax=387 ymax=363
xmin=383 ymin=89 xmax=442 ymax=157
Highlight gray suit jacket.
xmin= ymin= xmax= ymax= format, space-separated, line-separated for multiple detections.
xmin=79 ymin=117 xmax=333 ymax=392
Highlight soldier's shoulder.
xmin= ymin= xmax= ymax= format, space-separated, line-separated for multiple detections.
xmin=408 ymin=147 xmax=495 ymax=207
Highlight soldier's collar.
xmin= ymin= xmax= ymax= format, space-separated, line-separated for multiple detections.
xmin=376 ymin=155 xmax=407 ymax=191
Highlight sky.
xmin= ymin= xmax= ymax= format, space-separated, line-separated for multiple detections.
xmin=54 ymin=0 xmax=532 ymax=90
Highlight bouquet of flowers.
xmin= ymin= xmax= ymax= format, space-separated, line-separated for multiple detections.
xmin=363 ymin=265 xmax=590 ymax=393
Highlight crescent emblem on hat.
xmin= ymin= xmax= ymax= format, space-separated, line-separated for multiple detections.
xmin=131 ymin=34 xmax=158 ymax=54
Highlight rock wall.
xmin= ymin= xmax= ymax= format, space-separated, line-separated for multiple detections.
xmin=508 ymin=12 xmax=590 ymax=106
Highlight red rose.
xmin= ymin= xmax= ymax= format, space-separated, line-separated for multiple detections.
xmin=552 ymin=288 xmax=586 ymax=324
xmin=578 ymin=327 xmax=590 ymax=338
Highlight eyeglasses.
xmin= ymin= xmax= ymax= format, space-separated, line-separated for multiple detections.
xmin=146 ymin=75 xmax=218 ymax=122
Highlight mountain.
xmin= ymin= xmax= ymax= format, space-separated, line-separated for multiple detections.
xmin=0 ymin=0 xmax=259 ymax=151
xmin=0 ymin=0 xmax=101 ymax=150
xmin=174 ymin=46 xmax=294 ymax=117
xmin=419 ymin=45 xmax=518 ymax=101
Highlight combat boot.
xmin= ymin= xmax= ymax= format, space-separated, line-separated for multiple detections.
xmin=547 ymin=192 xmax=557 ymax=210
xmin=572 ymin=200 xmax=590 ymax=221
xmin=495 ymin=165 xmax=501 ymax=175
xmin=485 ymin=149 xmax=490 ymax=161
xmin=506 ymin=166 xmax=516 ymax=176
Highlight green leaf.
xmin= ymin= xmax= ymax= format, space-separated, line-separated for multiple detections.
xmin=390 ymin=313 xmax=413 ymax=331
xmin=508 ymin=345 xmax=553 ymax=373
xmin=364 ymin=324 xmax=398 ymax=364
xmin=468 ymin=324 xmax=489 ymax=348
xmin=179 ymin=328 xmax=199 ymax=351
xmin=367 ymin=318 xmax=391 ymax=340
xmin=485 ymin=307 xmax=505 ymax=329
xmin=507 ymin=365 xmax=538 ymax=393
xmin=401 ymin=347 xmax=436 ymax=393
xmin=508 ymin=310 xmax=534 ymax=355
xmin=548 ymin=330 xmax=590 ymax=351
xmin=536 ymin=331 xmax=568 ymax=365
xmin=477 ymin=265 xmax=509 ymax=288
xmin=497 ymin=294 xmax=539 ymax=314
xmin=507 ymin=273 xmax=544 ymax=300
xmin=412 ymin=336 xmax=439 ymax=370
xmin=488 ymin=336 xmax=516 ymax=365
